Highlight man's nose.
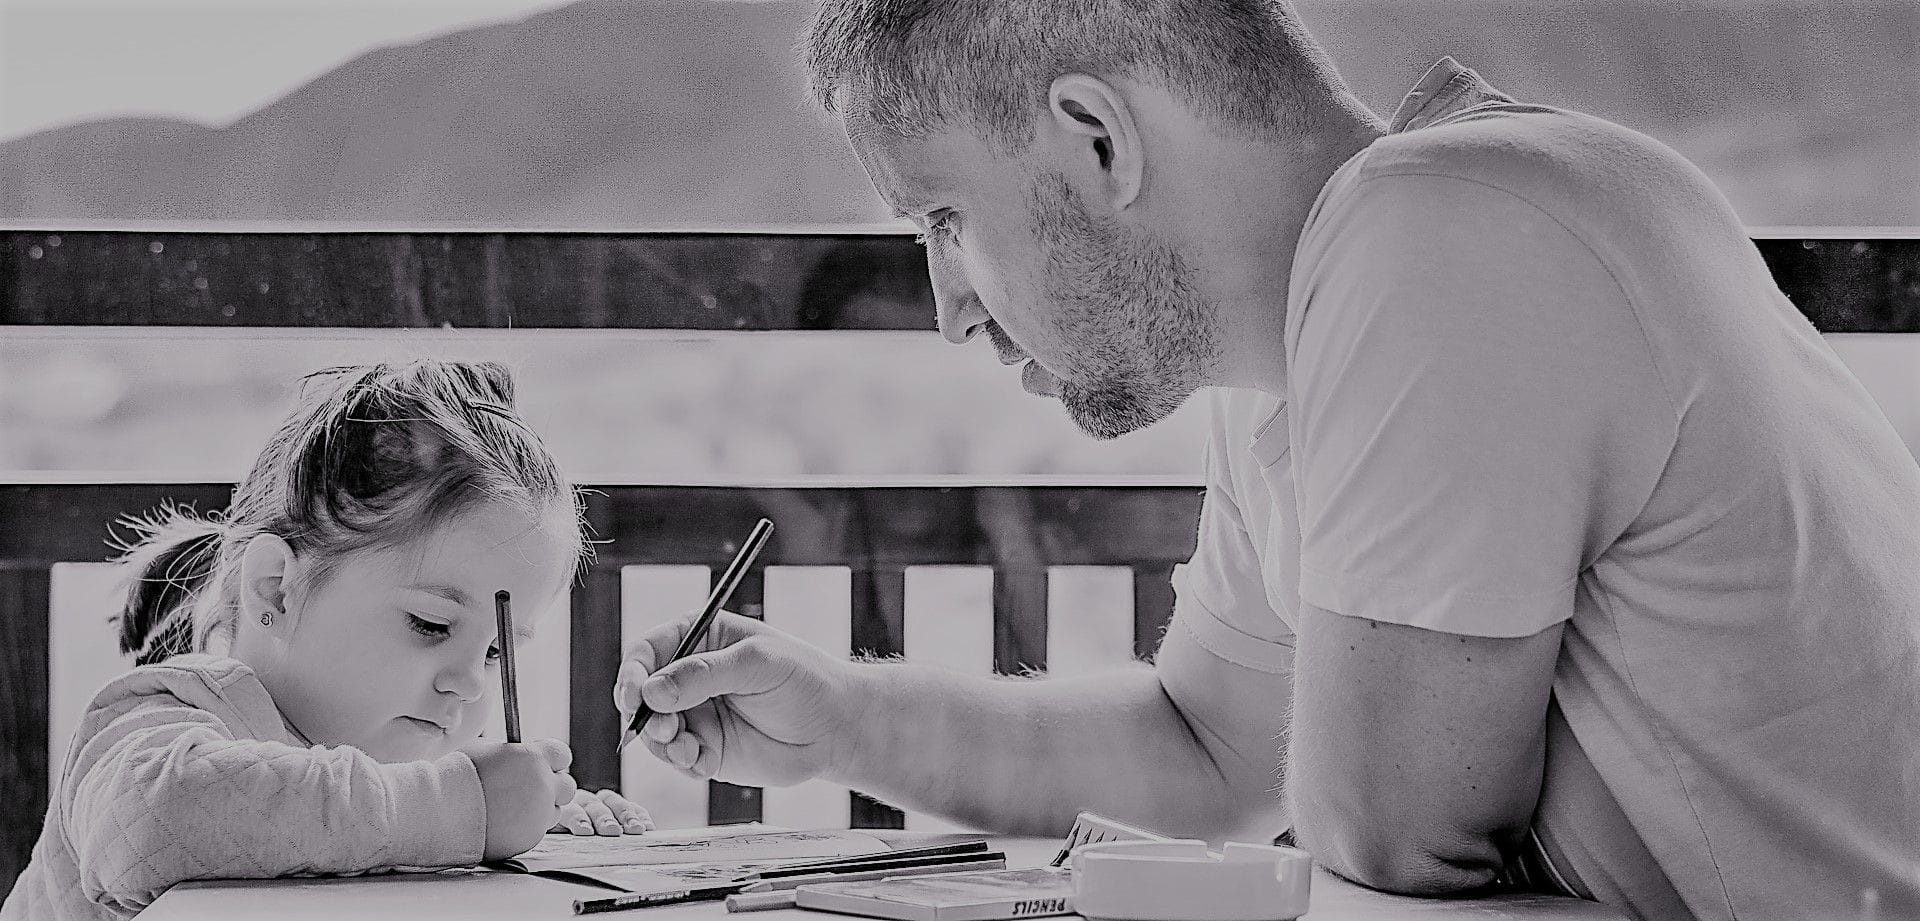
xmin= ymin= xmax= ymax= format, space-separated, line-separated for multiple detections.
xmin=928 ymin=252 xmax=989 ymax=345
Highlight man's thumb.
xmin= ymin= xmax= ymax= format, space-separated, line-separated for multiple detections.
xmin=646 ymin=639 xmax=786 ymax=712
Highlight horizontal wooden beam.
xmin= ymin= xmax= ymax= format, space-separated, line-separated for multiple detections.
xmin=5 ymin=230 xmax=1917 ymax=332
xmin=0 ymin=483 xmax=1204 ymax=567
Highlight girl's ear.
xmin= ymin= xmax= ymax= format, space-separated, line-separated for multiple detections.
xmin=238 ymin=533 xmax=299 ymax=641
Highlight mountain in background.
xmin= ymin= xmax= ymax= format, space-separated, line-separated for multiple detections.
xmin=2 ymin=0 xmax=1915 ymax=227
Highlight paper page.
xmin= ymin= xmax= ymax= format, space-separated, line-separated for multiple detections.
xmin=510 ymin=826 xmax=893 ymax=873
xmin=535 ymin=861 xmax=790 ymax=896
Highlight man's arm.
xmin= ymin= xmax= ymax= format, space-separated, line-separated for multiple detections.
xmin=630 ymin=605 xmax=1292 ymax=843
xmin=1286 ymin=602 xmax=1561 ymax=893
xmin=831 ymin=615 xmax=1292 ymax=842
xmin=627 ymin=391 xmax=1296 ymax=843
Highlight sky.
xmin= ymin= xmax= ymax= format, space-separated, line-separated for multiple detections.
xmin=0 ymin=0 xmax=577 ymax=143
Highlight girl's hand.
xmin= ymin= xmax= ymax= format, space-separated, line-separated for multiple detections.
xmin=552 ymin=788 xmax=654 ymax=836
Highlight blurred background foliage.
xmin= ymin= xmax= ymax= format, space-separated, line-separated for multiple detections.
xmin=1 ymin=0 xmax=1914 ymax=480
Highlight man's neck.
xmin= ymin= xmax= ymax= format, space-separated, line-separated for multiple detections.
xmin=1202 ymin=97 xmax=1384 ymax=396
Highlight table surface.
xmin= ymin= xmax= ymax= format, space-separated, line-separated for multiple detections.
xmin=142 ymin=836 xmax=1626 ymax=921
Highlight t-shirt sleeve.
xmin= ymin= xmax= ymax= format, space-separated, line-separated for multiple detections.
xmin=1155 ymin=396 xmax=1298 ymax=815
xmin=1288 ymin=171 xmax=1676 ymax=637
xmin=1167 ymin=391 xmax=1297 ymax=671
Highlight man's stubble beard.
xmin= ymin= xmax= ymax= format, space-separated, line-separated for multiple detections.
xmin=1027 ymin=173 xmax=1220 ymax=440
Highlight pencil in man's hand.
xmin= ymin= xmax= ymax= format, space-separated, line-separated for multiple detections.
xmin=496 ymin=589 xmax=522 ymax=743
xmin=619 ymin=518 xmax=774 ymax=752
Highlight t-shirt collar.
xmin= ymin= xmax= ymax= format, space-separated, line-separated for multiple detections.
xmin=1387 ymin=56 xmax=1514 ymax=133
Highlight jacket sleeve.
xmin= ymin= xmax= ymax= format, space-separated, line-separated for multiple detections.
xmin=60 ymin=686 xmax=486 ymax=912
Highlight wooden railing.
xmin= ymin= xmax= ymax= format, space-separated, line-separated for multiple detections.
xmin=2 ymin=229 xmax=1916 ymax=898
xmin=0 ymin=479 xmax=1201 ymax=882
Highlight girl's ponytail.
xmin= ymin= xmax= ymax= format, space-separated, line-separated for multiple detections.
xmin=100 ymin=360 xmax=582 ymax=664
xmin=110 ymin=505 xmax=225 ymax=665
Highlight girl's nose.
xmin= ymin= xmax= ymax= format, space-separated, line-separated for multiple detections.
xmin=434 ymin=654 xmax=486 ymax=703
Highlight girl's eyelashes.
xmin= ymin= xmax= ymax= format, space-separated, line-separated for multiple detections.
xmin=407 ymin=611 xmax=502 ymax=662
xmin=406 ymin=613 xmax=451 ymax=639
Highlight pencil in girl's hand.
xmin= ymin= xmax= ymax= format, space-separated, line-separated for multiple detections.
xmin=496 ymin=589 xmax=522 ymax=743
xmin=620 ymin=518 xmax=773 ymax=752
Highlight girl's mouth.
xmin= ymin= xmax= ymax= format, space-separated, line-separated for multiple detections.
xmin=399 ymin=716 xmax=448 ymax=735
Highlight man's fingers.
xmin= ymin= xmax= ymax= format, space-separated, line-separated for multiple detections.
xmin=664 ymin=733 xmax=704 ymax=775
xmin=644 ymin=637 xmax=788 ymax=713
xmin=615 ymin=658 xmax=649 ymax=716
xmin=643 ymin=734 xmax=706 ymax=782
xmin=618 ymin=611 xmax=760 ymax=713
xmin=682 ymin=702 xmax=726 ymax=779
xmin=644 ymin=711 xmax=679 ymax=745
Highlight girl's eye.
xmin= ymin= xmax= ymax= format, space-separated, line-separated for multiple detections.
xmin=407 ymin=614 xmax=450 ymax=639
xmin=485 ymin=644 xmax=502 ymax=662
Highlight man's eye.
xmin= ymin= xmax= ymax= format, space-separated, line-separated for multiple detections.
xmin=915 ymin=211 xmax=960 ymax=247
xmin=486 ymin=644 xmax=502 ymax=662
xmin=407 ymin=614 xmax=450 ymax=638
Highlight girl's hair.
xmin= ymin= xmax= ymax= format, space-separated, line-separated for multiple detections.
xmin=111 ymin=360 xmax=585 ymax=665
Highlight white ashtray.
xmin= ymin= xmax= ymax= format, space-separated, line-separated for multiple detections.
xmin=1071 ymin=839 xmax=1313 ymax=921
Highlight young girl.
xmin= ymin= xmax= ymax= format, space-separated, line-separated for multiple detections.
xmin=3 ymin=360 xmax=652 ymax=921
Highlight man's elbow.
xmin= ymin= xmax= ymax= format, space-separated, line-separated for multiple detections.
xmin=1299 ymin=823 xmax=1503 ymax=896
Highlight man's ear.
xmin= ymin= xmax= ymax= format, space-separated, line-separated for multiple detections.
xmin=1046 ymin=74 xmax=1144 ymax=210
xmin=238 ymin=533 xmax=299 ymax=640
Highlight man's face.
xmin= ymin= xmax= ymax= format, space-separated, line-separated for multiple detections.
xmin=846 ymin=116 xmax=1219 ymax=440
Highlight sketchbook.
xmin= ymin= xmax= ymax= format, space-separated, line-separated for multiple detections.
xmin=794 ymin=867 xmax=1077 ymax=921
xmin=498 ymin=825 xmax=898 ymax=895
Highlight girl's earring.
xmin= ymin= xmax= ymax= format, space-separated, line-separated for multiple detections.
xmin=260 ymin=611 xmax=274 ymax=627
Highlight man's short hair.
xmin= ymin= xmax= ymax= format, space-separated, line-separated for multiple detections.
xmin=802 ymin=0 xmax=1350 ymax=150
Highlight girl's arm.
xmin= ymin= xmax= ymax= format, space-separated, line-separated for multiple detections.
xmin=62 ymin=689 xmax=485 ymax=913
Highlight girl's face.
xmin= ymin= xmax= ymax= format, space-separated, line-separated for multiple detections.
xmin=252 ymin=500 xmax=577 ymax=763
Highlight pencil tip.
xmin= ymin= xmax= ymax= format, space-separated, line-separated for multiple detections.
xmin=618 ymin=728 xmax=637 ymax=752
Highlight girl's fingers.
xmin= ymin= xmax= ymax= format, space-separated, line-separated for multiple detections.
xmin=553 ymin=800 xmax=594 ymax=835
xmin=573 ymin=790 xmax=622 ymax=836
xmin=595 ymin=788 xmax=655 ymax=833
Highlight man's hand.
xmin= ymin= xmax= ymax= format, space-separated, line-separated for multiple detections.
xmin=614 ymin=611 xmax=864 ymax=787
xmin=462 ymin=738 xmax=577 ymax=861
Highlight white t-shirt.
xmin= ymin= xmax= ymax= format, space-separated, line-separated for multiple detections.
xmin=1163 ymin=57 xmax=1920 ymax=921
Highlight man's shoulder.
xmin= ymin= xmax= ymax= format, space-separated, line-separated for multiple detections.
xmin=1347 ymin=101 xmax=1716 ymax=231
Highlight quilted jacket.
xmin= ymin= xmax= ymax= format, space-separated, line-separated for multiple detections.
xmin=1 ymin=654 xmax=486 ymax=920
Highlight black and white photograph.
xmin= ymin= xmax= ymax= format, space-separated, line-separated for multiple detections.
xmin=1 ymin=1 xmax=1916 ymax=919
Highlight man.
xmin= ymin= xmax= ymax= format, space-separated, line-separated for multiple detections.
xmin=615 ymin=3 xmax=1920 ymax=919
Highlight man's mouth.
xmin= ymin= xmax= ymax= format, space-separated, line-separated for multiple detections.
xmin=1021 ymin=359 xmax=1061 ymax=397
